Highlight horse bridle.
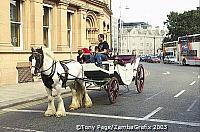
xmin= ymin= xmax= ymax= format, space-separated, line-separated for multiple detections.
xmin=31 ymin=51 xmax=57 ymax=77
xmin=31 ymin=51 xmax=44 ymax=74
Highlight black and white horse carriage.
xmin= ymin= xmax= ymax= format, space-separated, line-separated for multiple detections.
xmin=30 ymin=47 xmax=144 ymax=117
xmin=82 ymin=55 xmax=145 ymax=104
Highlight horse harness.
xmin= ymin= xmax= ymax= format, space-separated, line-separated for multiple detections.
xmin=41 ymin=60 xmax=74 ymax=89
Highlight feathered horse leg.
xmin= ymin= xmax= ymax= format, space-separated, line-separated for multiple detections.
xmin=77 ymin=79 xmax=92 ymax=108
xmin=55 ymin=86 xmax=66 ymax=117
xmin=69 ymin=83 xmax=81 ymax=110
xmin=44 ymin=87 xmax=56 ymax=117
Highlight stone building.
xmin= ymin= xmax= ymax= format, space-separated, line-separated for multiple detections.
xmin=119 ymin=22 xmax=167 ymax=55
xmin=0 ymin=0 xmax=112 ymax=85
xmin=111 ymin=16 xmax=118 ymax=54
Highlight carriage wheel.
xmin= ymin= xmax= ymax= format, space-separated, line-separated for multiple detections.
xmin=107 ymin=77 xmax=119 ymax=104
xmin=135 ymin=64 xmax=144 ymax=93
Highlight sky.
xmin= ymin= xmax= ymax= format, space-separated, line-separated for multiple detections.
xmin=111 ymin=0 xmax=199 ymax=28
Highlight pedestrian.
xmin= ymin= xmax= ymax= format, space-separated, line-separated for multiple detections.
xmin=94 ymin=34 xmax=109 ymax=67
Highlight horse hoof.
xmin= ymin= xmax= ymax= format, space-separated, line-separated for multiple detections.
xmin=69 ymin=107 xmax=75 ymax=111
xmin=56 ymin=111 xmax=66 ymax=117
xmin=69 ymin=105 xmax=80 ymax=111
xmin=85 ymin=101 xmax=92 ymax=108
xmin=85 ymin=104 xmax=92 ymax=108
xmin=44 ymin=110 xmax=56 ymax=117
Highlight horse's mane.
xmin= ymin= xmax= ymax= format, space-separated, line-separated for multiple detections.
xmin=42 ymin=48 xmax=55 ymax=59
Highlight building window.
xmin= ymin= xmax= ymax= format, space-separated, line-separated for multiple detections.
xmin=67 ymin=12 xmax=73 ymax=48
xmin=10 ymin=0 xmax=22 ymax=48
xmin=43 ymin=6 xmax=51 ymax=48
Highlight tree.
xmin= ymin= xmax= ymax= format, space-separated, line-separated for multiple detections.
xmin=164 ymin=9 xmax=200 ymax=42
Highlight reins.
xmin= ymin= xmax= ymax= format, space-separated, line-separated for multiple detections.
xmin=41 ymin=60 xmax=57 ymax=78
xmin=40 ymin=60 xmax=57 ymax=73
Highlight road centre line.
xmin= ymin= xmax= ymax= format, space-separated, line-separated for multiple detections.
xmin=144 ymin=91 xmax=163 ymax=101
xmin=162 ymin=71 xmax=170 ymax=75
xmin=187 ymin=99 xmax=198 ymax=112
xmin=189 ymin=81 xmax=196 ymax=86
xmin=174 ymin=90 xmax=186 ymax=98
xmin=143 ymin=107 xmax=163 ymax=120
xmin=2 ymin=108 xmax=200 ymax=127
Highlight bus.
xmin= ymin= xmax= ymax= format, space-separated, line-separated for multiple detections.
xmin=163 ymin=41 xmax=178 ymax=57
xmin=178 ymin=34 xmax=200 ymax=65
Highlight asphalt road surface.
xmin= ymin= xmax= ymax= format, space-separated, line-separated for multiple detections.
xmin=0 ymin=62 xmax=199 ymax=132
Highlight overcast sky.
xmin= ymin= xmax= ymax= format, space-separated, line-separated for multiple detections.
xmin=111 ymin=0 xmax=199 ymax=28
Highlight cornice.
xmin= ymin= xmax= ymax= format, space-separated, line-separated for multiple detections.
xmin=85 ymin=0 xmax=112 ymax=15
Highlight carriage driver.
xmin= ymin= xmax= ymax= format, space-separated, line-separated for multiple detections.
xmin=94 ymin=34 xmax=109 ymax=67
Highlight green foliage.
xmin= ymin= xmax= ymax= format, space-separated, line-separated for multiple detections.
xmin=164 ymin=9 xmax=200 ymax=42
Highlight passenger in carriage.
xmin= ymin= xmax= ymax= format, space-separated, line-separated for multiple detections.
xmin=94 ymin=34 xmax=109 ymax=67
xmin=77 ymin=48 xmax=92 ymax=64
xmin=77 ymin=49 xmax=84 ymax=64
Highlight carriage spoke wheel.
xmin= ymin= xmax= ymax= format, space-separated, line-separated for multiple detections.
xmin=135 ymin=64 xmax=144 ymax=93
xmin=107 ymin=77 xmax=119 ymax=104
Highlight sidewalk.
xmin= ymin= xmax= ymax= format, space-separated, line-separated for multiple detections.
xmin=0 ymin=81 xmax=70 ymax=109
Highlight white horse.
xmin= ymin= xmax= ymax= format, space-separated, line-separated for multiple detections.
xmin=30 ymin=47 xmax=92 ymax=117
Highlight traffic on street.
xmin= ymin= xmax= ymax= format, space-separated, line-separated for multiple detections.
xmin=0 ymin=63 xmax=199 ymax=132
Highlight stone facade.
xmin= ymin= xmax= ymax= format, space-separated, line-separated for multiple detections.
xmin=119 ymin=22 xmax=167 ymax=55
xmin=111 ymin=16 xmax=118 ymax=54
xmin=0 ymin=0 xmax=112 ymax=86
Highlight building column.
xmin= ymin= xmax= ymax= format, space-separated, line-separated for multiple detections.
xmin=97 ymin=13 xmax=104 ymax=34
xmin=0 ymin=0 xmax=13 ymax=50
xmin=30 ymin=0 xmax=43 ymax=47
xmin=77 ymin=8 xmax=87 ymax=48
xmin=57 ymin=2 xmax=68 ymax=51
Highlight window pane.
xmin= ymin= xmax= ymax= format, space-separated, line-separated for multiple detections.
xmin=67 ymin=12 xmax=71 ymax=29
xmin=43 ymin=6 xmax=50 ymax=47
xmin=11 ymin=23 xmax=20 ymax=47
xmin=67 ymin=12 xmax=72 ymax=48
xmin=10 ymin=0 xmax=20 ymax=22
xmin=43 ymin=7 xmax=49 ymax=26
xmin=43 ymin=27 xmax=48 ymax=47
xmin=67 ymin=30 xmax=70 ymax=47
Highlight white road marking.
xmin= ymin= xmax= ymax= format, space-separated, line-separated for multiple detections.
xmin=189 ymin=81 xmax=196 ymax=86
xmin=1 ymin=126 xmax=43 ymax=132
xmin=198 ymin=75 xmax=200 ymax=79
xmin=162 ymin=71 xmax=170 ymax=75
xmin=2 ymin=108 xmax=200 ymax=127
xmin=187 ymin=99 xmax=198 ymax=112
xmin=174 ymin=90 xmax=186 ymax=98
xmin=144 ymin=91 xmax=163 ymax=101
xmin=2 ymin=109 xmax=44 ymax=113
xmin=143 ymin=107 xmax=163 ymax=120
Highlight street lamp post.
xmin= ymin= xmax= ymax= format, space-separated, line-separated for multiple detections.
xmin=119 ymin=1 xmax=129 ymax=55
xmin=119 ymin=1 xmax=122 ymax=55
xmin=153 ymin=36 xmax=156 ymax=56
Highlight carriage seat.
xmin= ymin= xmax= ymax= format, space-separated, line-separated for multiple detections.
xmin=82 ymin=53 xmax=91 ymax=63
xmin=111 ymin=55 xmax=136 ymax=66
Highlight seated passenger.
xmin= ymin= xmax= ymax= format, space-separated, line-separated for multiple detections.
xmin=94 ymin=34 xmax=109 ymax=67
xmin=77 ymin=48 xmax=92 ymax=63
xmin=77 ymin=49 xmax=84 ymax=64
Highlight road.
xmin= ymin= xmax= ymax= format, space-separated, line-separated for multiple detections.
xmin=0 ymin=63 xmax=199 ymax=132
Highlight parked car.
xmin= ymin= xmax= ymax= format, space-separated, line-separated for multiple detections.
xmin=146 ymin=56 xmax=161 ymax=63
xmin=140 ymin=55 xmax=147 ymax=62
xmin=164 ymin=56 xmax=177 ymax=64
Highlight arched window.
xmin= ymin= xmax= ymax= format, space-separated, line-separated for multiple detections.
xmin=86 ymin=12 xmax=97 ymax=45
